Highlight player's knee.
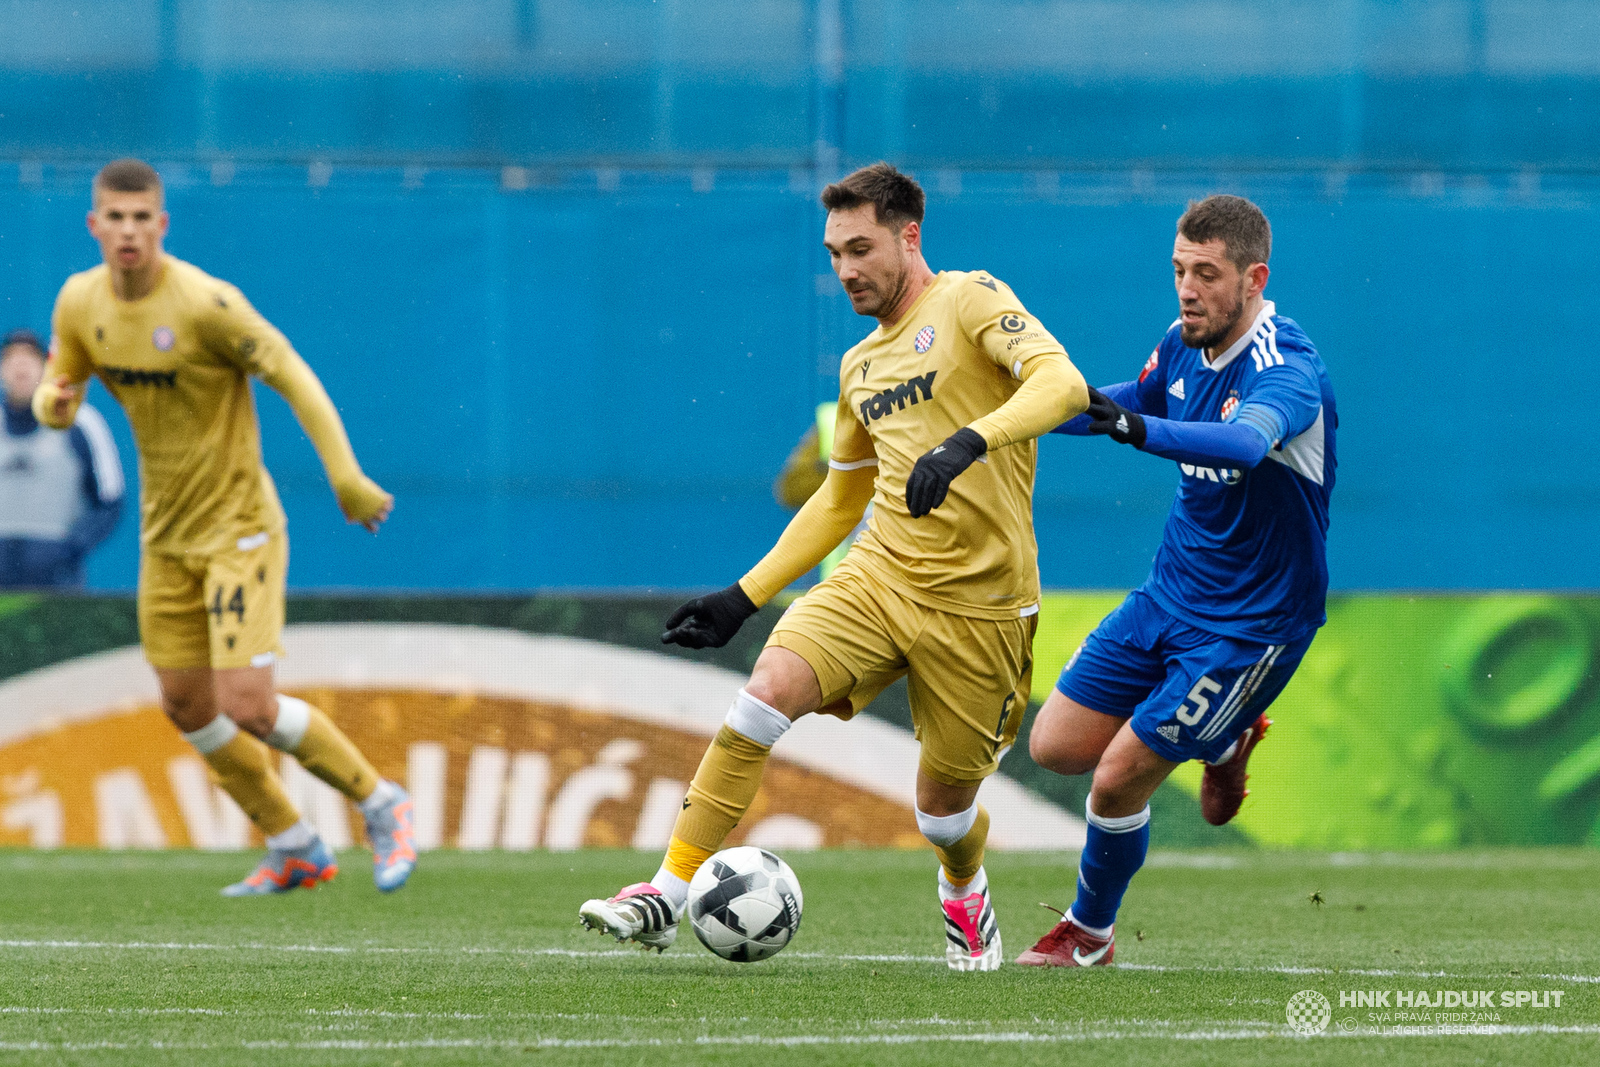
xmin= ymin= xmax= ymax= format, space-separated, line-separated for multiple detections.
xmin=1088 ymin=763 xmax=1147 ymax=819
xmin=159 ymin=683 xmax=214 ymax=733
xmin=1029 ymin=727 xmax=1097 ymax=776
xmin=220 ymin=692 xmax=279 ymax=739
xmin=744 ymin=649 xmax=820 ymax=720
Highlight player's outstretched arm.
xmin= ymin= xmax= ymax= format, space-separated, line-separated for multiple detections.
xmin=200 ymin=283 xmax=393 ymax=531
xmin=35 ymin=288 xmax=95 ymax=429
xmin=262 ymin=354 xmax=394 ymax=532
xmin=1084 ymin=387 xmax=1278 ymax=469
xmin=1052 ymin=380 xmax=1141 ymax=436
xmin=662 ymin=462 xmax=877 ymax=649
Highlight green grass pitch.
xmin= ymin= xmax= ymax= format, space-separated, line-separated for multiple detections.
xmin=2 ymin=849 xmax=1599 ymax=1065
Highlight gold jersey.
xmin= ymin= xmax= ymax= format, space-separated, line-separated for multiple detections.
xmin=828 ymin=270 xmax=1081 ymax=620
xmin=48 ymin=256 xmax=298 ymax=555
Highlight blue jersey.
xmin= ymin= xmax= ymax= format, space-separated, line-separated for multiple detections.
xmin=1127 ymin=302 xmax=1336 ymax=643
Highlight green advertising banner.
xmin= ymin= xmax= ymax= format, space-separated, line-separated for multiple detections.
xmin=1 ymin=592 xmax=1596 ymax=850
xmin=1032 ymin=593 xmax=1600 ymax=849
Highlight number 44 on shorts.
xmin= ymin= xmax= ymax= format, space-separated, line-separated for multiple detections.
xmin=1175 ymin=676 xmax=1222 ymax=726
xmin=209 ymin=584 xmax=246 ymax=623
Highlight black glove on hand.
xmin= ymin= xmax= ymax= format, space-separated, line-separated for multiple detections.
xmin=1085 ymin=387 xmax=1147 ymax=448
xmin=661 ymin=582 xmax=759 ymax=649
xmin=905 ymin=427 xmax=988 ymax=518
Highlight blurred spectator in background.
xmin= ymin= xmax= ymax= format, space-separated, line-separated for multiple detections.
xmin=772 ymin=400 xmax=870 ymax=580
xmin=0 ymin=328 xmax=124 ymax=588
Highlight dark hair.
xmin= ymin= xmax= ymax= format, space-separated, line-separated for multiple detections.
xmin=94 ymin=158 xmax=163 ymax=200
xmin=1 ymin=328 xmax=45 ymax=359
xmin=820 ymin=162 xmax=925 ymax=230
xmin=1177 ymin=194 xmax=1271 ymax=269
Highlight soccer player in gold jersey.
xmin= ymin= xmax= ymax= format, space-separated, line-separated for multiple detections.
xmin=581 ymin=163 xmax=1089 ymax=970
xmin=33 ymin=159 xmax=416 ymax=895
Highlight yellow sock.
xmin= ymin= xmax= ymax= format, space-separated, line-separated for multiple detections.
xmin=286 ymin=702 xmax=381 ymax=803
xmin=936 ymin=804 xmax=990 ymax=886
xmin=663 ymin=725 xmax=772 ymax=881
xmin=201 ymin=731 xmax=301 ymax=838
xmin=663 ymin=837 xmax=715 ymax=883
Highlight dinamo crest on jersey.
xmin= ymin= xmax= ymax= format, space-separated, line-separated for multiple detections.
xmin=1220 ymin=394 xmax=1240 ymax=421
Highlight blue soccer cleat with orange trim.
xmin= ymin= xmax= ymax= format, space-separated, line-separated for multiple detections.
xmin=221 ymin=838 xmax=338 ymax=896
xmin=364 ymin=783 xmax=417 ymax=893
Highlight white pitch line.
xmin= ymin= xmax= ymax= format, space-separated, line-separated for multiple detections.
xmin=6 ymin=1024 xmax=1600 ymax=1053
xmin=1 ymin=938 xmax=1596 ymax=986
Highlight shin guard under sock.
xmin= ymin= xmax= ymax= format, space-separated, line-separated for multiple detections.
xmin=929 ymin=804 xmax=990 ymax=886
xmin=268 ymin=696 xmax=380 ymax=804
xmin=184 ymin=716 xmax=301 ymax=838
xmin=1069 ymin=799 xmax=1151 ymax=932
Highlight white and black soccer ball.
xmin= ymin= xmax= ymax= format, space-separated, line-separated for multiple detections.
xmin=687 ymin=846 xmax=803 ymax=962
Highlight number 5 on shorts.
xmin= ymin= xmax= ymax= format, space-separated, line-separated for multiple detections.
xmin=1175 ymin=676 xmax=1222 ymax=726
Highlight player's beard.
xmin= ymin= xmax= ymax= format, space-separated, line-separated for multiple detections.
xmin=1180 ymin=280 xmax=1248 ymax=351
xmin=852 ymin=259 xmax=911 ymax=320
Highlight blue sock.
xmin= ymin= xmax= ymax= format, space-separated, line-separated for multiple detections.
xmin=1068 ymin=800 xmax=1151 ymax=932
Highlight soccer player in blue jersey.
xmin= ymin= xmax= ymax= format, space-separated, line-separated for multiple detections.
xmin=1017 ymin=195 xmax=1337 ymax=967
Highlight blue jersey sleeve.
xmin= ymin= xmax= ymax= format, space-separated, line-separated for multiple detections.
xmin=1140 ymin=417 xmax=1272 ymax=468
xmin=1238 ymin=326 xmax=1323 ymax=444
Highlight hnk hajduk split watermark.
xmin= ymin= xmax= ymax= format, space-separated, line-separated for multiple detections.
xmin=1285 ymin=988 xmax=1568 ymax=1036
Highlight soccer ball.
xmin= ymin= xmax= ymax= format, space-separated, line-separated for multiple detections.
xmin=686 ymin=846 xmax=803 ymax=962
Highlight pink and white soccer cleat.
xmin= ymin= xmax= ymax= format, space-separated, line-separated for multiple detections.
xmin=578 ymin=882 xmax=681 ymax=952
xmin=941 ymin=868 xmax=1002 ymax=972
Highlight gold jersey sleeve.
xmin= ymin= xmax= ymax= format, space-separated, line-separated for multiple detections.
xmin=834 ymin=270 xmax=1086 ymax=619
xmin=46 ymin=256 xmax=334 ymax=554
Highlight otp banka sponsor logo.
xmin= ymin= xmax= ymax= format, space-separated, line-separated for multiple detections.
xmin=1182 ymin=462 xmax=1242 ymax=485
xmin=859 ymin=370 xmax=936 ymax=425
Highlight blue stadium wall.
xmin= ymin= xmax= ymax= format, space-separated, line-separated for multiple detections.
xmin=1 ymin=1 xmax=1596 ymax=591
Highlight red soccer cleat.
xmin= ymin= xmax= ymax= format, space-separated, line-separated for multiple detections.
xmin=1014 ymin=909 xmax=1114 ymax=968
xmin=1201 ymin=715 xmax=1272 ymax=826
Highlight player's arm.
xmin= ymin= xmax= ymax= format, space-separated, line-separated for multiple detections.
xmin=904 ymin=275 xmax=1088 ymax=517
xmin=662 ymin=400 xmax=877 ymax=649
xmin=1052 ymin=380 xmax=1140 ymax=436
xmin=1054 ymin=334 xmax=1175 ymax=436
xmin=33 ymin=290 xmax=95 ymax=429
xmin=200 ymin=286 xmax=393 ymax=531
xmin=1087 ymin=353 xmax=1322 ymax=469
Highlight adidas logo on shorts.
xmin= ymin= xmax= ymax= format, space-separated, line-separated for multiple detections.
xmin=1157 ymin=723 xmax=1181 ymax=743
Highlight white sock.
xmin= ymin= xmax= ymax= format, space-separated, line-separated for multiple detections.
xmin=938 ymin=865 xmax=987 ymax=901
xmin=651 ymin=866 xmax=691 ymax=910
xmin=182 ymin=715 xmax=239 ymax=755
xmin=265 ymin=820 xmax=316 ymax=851
xmin=358 ymin=779 xmax=397 ymax=816
xmin=1208 ymin=739 xmax=1240 ymax=766
xmin=1068 ymin=910 xmax=1113 ymax=939
xmin=264 ymin=694 xmax=311 ymax=752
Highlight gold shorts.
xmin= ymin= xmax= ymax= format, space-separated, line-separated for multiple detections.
xmin=766 ymin=561 xmax=1037 ymax=788
xmin=138 ymin=530 xmax=287 ymax=671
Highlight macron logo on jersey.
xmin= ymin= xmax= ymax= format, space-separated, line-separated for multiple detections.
xmin=1169 ymin=378 xmax=1185 ymax=401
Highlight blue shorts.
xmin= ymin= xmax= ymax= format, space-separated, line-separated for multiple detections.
xmin=1054 ymin=588 xmax=1315 ymax=763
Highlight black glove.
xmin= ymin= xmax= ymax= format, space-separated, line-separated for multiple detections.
xmin=1085 ymin=387 xmax=1146 ymax=448
xmin=905 ymin=427 xmax=987 ymax=518
xmin=661 ymin=582 xmax=759 ymax=649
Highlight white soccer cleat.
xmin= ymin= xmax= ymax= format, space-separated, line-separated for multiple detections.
xmin=941 ymin=867 xmax=1002 ymax=972
xmin=578 ymin=881 xmax=681 ymax=952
